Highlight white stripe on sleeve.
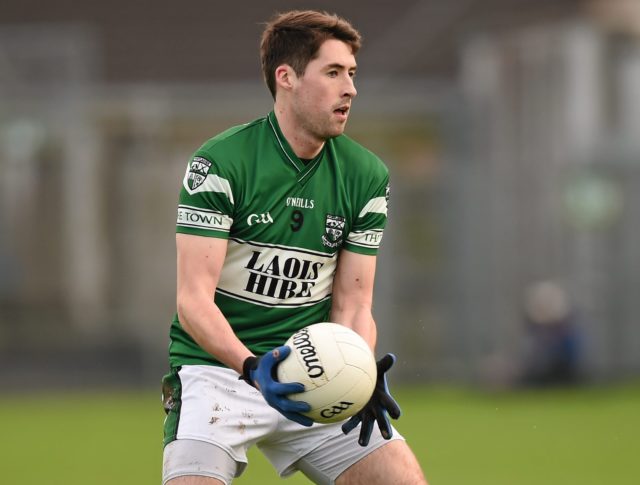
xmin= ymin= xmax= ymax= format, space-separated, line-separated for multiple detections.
xmin=358 ymin=197 xmax=387 ymax=218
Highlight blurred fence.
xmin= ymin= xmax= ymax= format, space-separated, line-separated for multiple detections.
xmin=454 ymin=19 xmax=640 ymax=384
xmin=1 ymin=17 xmax=640 ymax=389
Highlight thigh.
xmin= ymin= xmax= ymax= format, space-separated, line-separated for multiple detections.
xmin=162 ymin=365 xmax=280 ymax=481
xmin=336 ymin=440 xmax=428 ymax=485
xmin=271 ymin=421 xmax=406 ymax=484
xmin=167 ymin=475 xmax=225 ymax=485
xmin=164 ymin=365 xmax=279 ymax=457
xmin=163 ymin=439 xmax=237 ymax=485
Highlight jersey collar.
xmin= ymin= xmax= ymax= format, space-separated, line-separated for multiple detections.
xmin=267 ymin=111 xmax=325 ymax=182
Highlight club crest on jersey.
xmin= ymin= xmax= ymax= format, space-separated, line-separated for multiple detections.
xmin=321 ymin=214 xmax=345 ymax=249
xmin=187 ymin=156 xmax=212 ymax=191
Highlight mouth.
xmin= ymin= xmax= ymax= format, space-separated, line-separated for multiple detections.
xmin=333 ymin=105 xmax=350 ymax=119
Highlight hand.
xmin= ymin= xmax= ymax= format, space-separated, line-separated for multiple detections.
xmin=341 ymin=353 xmax=402 ymax=446
xmin=241 ymin=345 xmax=313 ymax=427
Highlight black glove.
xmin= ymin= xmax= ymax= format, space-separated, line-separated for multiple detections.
xmin=241 ymin=345 xmax=313 ymax=427
xmin=341 ymin=353 xmax=402 ymax=446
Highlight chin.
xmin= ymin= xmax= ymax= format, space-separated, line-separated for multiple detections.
xmin=323 ymin=131 xmax=343 ymax=140
xmin=313 ymin=120 xmax=347 ymax=140
xmin=327 ymin=126 xmax=347 ymax=139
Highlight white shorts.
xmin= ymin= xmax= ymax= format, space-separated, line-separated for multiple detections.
xmin=162 ymin=365 xmax=404 ymax=484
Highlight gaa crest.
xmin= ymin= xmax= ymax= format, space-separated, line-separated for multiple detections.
xmin=321 ymin=214 xmax=345 ymax=249
xmin=186 ymin=156 xmax=212 ymax=191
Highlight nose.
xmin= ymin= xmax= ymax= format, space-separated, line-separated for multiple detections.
xmin=344 ymin=75 xmax=357 ymax=98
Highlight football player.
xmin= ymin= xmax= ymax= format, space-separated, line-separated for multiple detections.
xmin=162 ymin=10 xmax=427 ymax=485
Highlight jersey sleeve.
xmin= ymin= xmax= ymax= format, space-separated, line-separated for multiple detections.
xmin=176 ymin=152 xmax=235 ymax=238
xmin=344 ymin=171 xmax=390 ymax=256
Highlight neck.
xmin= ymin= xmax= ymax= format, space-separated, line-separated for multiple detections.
xmin=273 ymin=104 xmax=325 ymax=159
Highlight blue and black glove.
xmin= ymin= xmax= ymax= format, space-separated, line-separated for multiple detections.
xmin=241 ymin=345 xmax=313 ymax=427
xmin=341 ymin=353 xmax=402 ymax=446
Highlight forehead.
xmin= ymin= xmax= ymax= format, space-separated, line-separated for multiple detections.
xmin=311 ymin=39 xmax=357 ymax=68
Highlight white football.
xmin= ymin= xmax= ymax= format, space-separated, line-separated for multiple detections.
xmin=277 ymin=322 xmax=377 ymax=423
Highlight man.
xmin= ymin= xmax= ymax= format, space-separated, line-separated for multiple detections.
xmin=162 ymin=10 xmax=427 ymax=485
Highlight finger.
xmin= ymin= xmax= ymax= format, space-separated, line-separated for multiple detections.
xmin=381 ymin=392 xmax=402 ymax=420
xmin=358 ymin=415 xmax=375 ymax=446
xmin=272 ymin=345 xmax=291 ymax=361
xmin=258 ymin=350 xmax=277 ymax=371
xmin=281 ymin=410 xmax=314 ymax=427
xmin=273 ymin=396 xmax=311 ymax=413
xmin=341 ymin=414 xmax=362 ymax=435
xmin=259 ymin=346 xmax=291 ymax=372
xmin=377 ymin=353 xmax=396 ymax=374
xmin=375 ymin=407 xmax=393 ymax=440
xmin=270 ymin=381 xmax=305 ymax=396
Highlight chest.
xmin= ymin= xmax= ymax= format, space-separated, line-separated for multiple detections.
xmin=231 ymin=165 xmax=352 ymax=254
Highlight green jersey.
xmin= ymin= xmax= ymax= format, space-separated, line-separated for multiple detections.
xmin=169 ymin=111 xmax=389 ymax=367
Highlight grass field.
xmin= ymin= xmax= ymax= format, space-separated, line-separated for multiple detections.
xmin=2 ymin=383 xmax=639 ymax=484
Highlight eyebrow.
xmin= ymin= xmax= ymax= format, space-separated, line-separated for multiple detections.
xmin=325 ymin=63 xmax=357 ymax=71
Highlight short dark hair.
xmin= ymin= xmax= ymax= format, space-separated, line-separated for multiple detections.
xmin=260 ymin=10 xmax=362 ymax=99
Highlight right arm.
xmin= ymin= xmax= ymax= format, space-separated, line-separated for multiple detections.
xmin=176 ymin=232 xmax=312 ymax=425
xmin=176 ymin=233 xmax=252 ymax=374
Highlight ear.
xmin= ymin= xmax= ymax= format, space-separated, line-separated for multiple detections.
xmin=274 ymin=64 xmax=296 ymax=92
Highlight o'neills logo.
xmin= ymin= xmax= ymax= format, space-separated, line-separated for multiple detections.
xmin=291 ymin=328 xmax=325 ymax=378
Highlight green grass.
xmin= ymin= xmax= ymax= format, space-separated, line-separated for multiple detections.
xmin=1 ymin=384 xmax=639 ymax=484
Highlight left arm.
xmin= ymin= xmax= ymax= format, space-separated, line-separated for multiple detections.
xmin=333 ymin=251 xmax=401 ymax=447
xmin=330 ymin=249 xmax=378 ymax=350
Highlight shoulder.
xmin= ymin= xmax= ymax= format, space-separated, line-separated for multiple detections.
xmin=180 ymin=117 xmax=268 ymax=199
xmin=331 ymin=134 xmax=389 ymax=180
xmin=197 ymin=116 xmax=268 ymax=164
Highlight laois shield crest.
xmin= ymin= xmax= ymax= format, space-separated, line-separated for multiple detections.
xmin=321 ymin=214 xmax=345 ymax=249
xmin=187 ymin=156 xmax=212 ymax=191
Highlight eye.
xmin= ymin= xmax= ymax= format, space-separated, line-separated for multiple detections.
xmin=349 ymin=71 xmax=356 ymax=79
xmin=327 ymin=70 xmax=338 ymax=78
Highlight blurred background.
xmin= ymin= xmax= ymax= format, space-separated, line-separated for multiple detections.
xmin=3 ymin=1 xmax=640 ymax=483
xmin=2 ymin=0 xmax=640 ymax=391
xmin=0 ymin=0 xmax=640 ymax=388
